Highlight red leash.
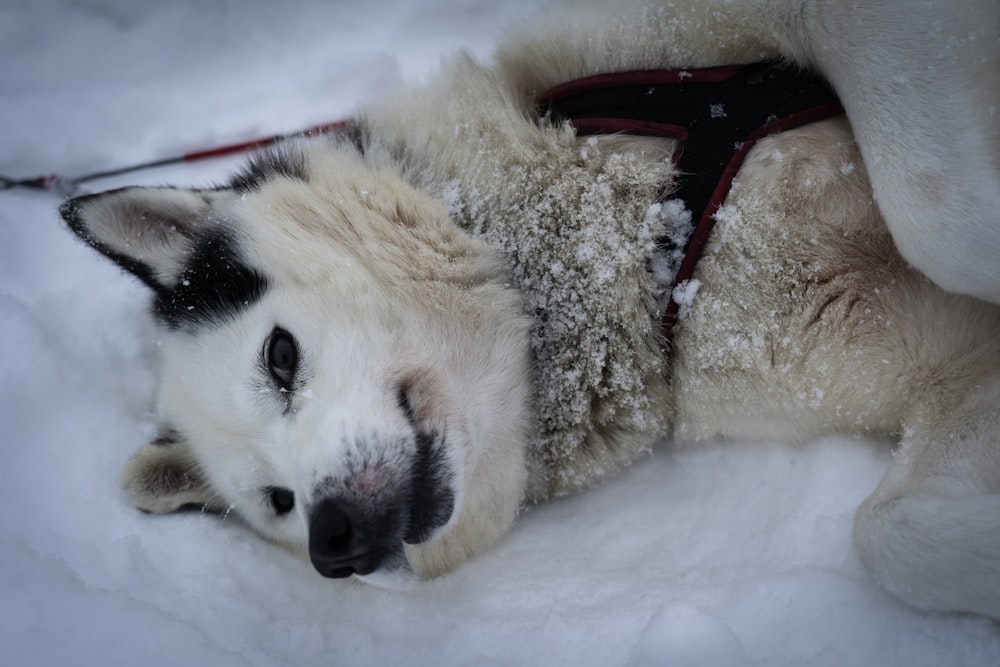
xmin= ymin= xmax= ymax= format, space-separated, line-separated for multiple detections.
xmin=1 ymin=120 xmax=347 ymax=196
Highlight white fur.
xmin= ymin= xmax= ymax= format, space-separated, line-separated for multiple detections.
xmin=66 ymin=0 xmax=1000 ymax=618
xmin=160 ymin=153 xmax=537 ymax=581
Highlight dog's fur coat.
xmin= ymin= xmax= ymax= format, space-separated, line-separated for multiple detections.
xmin=61 ymin=0 xmax=1000 ymax=618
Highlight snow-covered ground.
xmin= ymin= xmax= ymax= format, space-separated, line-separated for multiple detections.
xmin=2 ymin=1 xmax=998 ymax=665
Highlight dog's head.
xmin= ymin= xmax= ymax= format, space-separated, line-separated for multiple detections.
xmin=60 ymin=139 xmax=534 ymax=586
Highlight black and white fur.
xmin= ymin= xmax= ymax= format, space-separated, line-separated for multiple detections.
xmin=62 ymin=0 xmax=1000 ymax=618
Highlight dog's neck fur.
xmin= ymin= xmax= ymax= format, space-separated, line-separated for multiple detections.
xmin=355 ymin=56 xmax=674 ymax=497
xmin=349 ymin=2 xmax=832 ymax=498
xmin=538 ymin=62 xmax=842 ymax=345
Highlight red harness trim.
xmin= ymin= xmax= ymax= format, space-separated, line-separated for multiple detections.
xmin=660 ymin=98 xmax=844 ymax=340
xmin=538 ymin=64 xmax=844 ymax=349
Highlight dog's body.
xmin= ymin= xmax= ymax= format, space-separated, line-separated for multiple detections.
xmin=62 ymin=0 xmax=1000 ymax=617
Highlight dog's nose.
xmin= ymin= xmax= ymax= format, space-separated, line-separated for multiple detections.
xmin=308 ymin=498 xmax=391 ymax=578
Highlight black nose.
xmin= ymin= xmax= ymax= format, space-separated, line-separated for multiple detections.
xmin=308 ymin=499 xmax=392 ymax=578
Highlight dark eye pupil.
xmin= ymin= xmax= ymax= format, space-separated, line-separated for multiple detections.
xmin=267 ymin=487 xmax=295 ymax=516
xmin=271 ymin=337 xmax=295 ymax=370
xmin=267 ymin=329 xmax=297 ymax=385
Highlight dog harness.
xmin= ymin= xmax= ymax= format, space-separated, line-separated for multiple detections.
xmin=538 ymin=61 xmax=842 ymax=345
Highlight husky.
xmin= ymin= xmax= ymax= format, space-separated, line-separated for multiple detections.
xmin=61 ymin=0 xmax=1000 ymax=617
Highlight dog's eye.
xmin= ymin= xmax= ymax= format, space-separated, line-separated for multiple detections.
xmin=267 ymin=328 xmax=298 ymax=388
xmin=265 ymin=486 xmax=295 ymax=516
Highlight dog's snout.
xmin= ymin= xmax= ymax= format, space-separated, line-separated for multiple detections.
xmin=305 ymin=431 xmax=456 ymax=578
xmin=308 ymin=498 xmax=392 ymax=578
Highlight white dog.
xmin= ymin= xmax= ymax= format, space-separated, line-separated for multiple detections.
xmin=61 ymin=0 xmax=1000 ymax=618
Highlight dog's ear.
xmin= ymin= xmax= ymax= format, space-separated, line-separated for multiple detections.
xmin=121 ymin=436 xmax=225 ymax=514
xmin=59 ymin=187 xmax=231 ymax=292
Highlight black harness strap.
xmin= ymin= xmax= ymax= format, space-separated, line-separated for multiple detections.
xmin=538 ymin=61 xmax=843 ymax=346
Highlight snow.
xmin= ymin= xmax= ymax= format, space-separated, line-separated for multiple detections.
xmin=672 ymin=279 xmax=702 ymax=319
xmin=1 ymin=1 xmax=998 ymax=665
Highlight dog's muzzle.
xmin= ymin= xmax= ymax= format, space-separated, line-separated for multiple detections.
xmin=308 ymin=432 xmax=455 ymax=578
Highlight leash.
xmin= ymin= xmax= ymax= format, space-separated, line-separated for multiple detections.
xmin=0 ymin=120 xmax=348 ymax=197
xmin=539 ymin=61 xmax=843 ymax=347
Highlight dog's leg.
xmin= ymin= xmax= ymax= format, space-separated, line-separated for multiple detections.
xmin=854 ymin=373 xmax=1000 ymax=619
xmin=787 ymin=0 xmax=1000 ymax=304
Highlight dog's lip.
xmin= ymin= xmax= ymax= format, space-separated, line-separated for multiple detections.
xmin=404 ymin=430 xmax=456 ymax=544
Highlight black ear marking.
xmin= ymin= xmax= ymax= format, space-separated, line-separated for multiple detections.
xmin=58 ymin=185 xmax=231 ymax=289
xmin=60 ymin=185 xmax=269 ymax=332
xmin=152 ymin=228 xmax=269 ymax=331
